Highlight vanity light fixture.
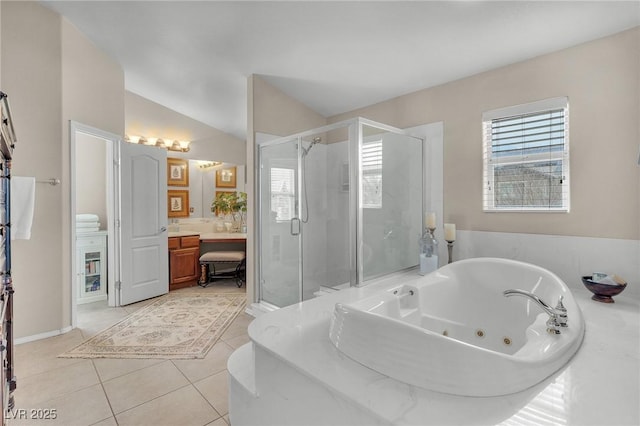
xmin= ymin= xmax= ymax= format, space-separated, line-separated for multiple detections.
xmin=170 ymin=140 xmax=191 ymax=153
xmin=198 ymin=161 xmax=223 ymax=169
xmin=124 ymin=134 xmax=190 ymax=152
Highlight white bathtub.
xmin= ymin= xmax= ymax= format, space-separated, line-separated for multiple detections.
xmin=329 ymin=257 xmax=585 ymax=397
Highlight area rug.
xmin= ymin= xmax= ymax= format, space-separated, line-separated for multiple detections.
xmin=60 ymin=292 xmax=246 ymax=359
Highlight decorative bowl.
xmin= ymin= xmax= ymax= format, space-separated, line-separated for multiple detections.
xmin=581 ymin=276 xmax=627 ymax=303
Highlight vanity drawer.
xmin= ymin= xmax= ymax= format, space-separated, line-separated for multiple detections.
xmin=76 ymin=231 xmax=107 ymax=249
xmin=77 ymin=237 xmax=103 ymax=247
xmin=168 ymin=237 xmax=180 ymax=250
xmin=181 ymin=235 xmax=200 ymax=248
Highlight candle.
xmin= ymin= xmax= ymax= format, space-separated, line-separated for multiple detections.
xmin=425 ymin=212 xmax=436 ymax=229
xmin=444 ymin=223 xmax=456 ymax=242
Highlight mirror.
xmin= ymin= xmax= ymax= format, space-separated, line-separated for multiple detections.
xmin=190 ymin=160 xmax=246 ymax=218
xmin=167 ymin=158 xmax=246 ymax=218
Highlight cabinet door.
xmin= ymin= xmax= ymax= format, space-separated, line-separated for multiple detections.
xmin=169 ymin=247 xmax=200 ymax=288
xmin=77 ymin=244 xmax=107 ymax=303
xmin=83 ymin=248 xmax=103 ymax=293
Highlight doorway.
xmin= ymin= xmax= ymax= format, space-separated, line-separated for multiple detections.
xmin=70 ymin=122 xmax=170 ymax=327
xmin=70 ymin=121 xmax=119 ymax=328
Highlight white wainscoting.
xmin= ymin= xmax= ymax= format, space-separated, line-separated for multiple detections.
xmin=454 ymin=230 xmax=639 ymax=300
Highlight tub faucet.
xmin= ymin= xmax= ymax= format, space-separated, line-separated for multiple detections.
xmin=503 ymin=289 xmax=568 ymax=335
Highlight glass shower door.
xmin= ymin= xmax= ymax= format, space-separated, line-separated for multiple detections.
xmin=258 ymin=138 xmax=302 ymax=307
xmin=360 ymin=124 xmax=424 ymax=281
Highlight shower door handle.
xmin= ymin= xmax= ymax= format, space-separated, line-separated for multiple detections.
xmin=290 ymin=217 xmax=301 ymax=236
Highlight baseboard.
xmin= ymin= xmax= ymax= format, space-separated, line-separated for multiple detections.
xmin=15 ymin=326 xmax=74 ymax=345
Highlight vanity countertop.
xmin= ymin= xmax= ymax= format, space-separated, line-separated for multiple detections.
xmin=199 ymin=232 xmax=246 ymax=241
xmin=168 ymin=231 xmax=200 ymax=238
xmin=168 ymin=231 xmax=247 ymax=241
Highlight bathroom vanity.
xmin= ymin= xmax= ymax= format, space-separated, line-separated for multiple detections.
xmin=167 ymin=230 xmax=247 ymax=290
xmin=168 ymin=234 xmax=200 ymax=290
xmin=229 ymin=264 xmax=639 ymax=425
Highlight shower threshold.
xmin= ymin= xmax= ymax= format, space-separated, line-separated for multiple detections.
xmin=314 ymin=283 xmax=350 ymax=298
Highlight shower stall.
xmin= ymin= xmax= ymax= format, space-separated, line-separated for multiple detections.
xmin=257 ymin=118 xmax=423 ymax=308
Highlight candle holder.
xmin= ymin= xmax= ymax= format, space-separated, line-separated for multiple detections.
xmin=446 ymin=240 xmax=455 ymax=264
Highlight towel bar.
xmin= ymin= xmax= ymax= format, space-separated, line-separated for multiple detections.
xmin=36 ymin=178 xmax=60 ymax=186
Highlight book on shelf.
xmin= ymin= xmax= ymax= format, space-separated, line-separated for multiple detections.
xmin=85 ymin=260 xmax=100 ymax=275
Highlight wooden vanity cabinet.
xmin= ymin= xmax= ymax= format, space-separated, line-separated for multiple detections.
xmin=168 ymin=235 xmax=200 ymax=290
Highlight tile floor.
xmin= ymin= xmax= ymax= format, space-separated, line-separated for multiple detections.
xmin=8 ymin=280 xmax=251 ymax=426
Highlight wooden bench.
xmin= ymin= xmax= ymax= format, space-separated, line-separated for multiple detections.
xmin=198 ymin=250 xmax=246 ymax=288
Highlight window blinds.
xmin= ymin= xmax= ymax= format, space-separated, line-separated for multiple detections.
xmin=482 ymin=98 xmax=569 ymax=212
xmin=362 ymin=140 xmax=382 ymax=208
xmin=270 ymin=167 xmax=295 ymax=220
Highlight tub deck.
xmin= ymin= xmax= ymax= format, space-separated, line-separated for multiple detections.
xmin=230 ymin=267 xmax=639 ymax=425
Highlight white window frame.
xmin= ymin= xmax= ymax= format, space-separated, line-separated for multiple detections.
xmin=482 ymin=97 xmax=570 ymax=212
xmin=361 ymin=139 xmax=383 ymax=209
xmin=270 ymin=166 xmax=296 ymax=222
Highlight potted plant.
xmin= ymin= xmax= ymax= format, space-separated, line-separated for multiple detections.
xmin=211 ymin=191 xmax=247 ymax=231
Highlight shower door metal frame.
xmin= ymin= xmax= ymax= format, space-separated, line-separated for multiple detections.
xmin=256 ymin=135 xmax=303 ymax=307
xmin=256 ymin=117 xmax=421 ymax=306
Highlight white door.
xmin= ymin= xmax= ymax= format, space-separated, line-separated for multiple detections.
xmin=118 ymin=142 xmax=168 ymax=305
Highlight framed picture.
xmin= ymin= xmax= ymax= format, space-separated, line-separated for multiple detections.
xmin=216 ymin=166 xmax=237 ymax=188
xmin=168 ymin=190 xmax=189 ymax=218
xmin=167 ymin=158 xmax=189 ymax=187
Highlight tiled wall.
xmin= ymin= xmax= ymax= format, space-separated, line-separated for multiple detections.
xmin=455 ymin=230 xmax=639 ymax=301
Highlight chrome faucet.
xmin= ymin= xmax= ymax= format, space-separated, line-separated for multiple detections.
xmin=503 ymin=289 xmax=568 ymax=334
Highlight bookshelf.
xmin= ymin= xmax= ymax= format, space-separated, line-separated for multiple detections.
xmin=76 ymin=231 xmax=107 ymax=304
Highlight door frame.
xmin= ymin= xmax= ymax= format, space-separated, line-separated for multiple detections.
xmin=69 ymin=121 xmax=120 ymax=329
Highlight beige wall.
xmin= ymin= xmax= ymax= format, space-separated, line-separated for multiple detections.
xmin=330 ymin=27 xmax=640 ymax=241
xmin=252 ymin=76 xmax=327 ymax=137
xmin=61 ymin=18 xmax=124 ymax=332
xmin=2 ymin=2 xmax=65 ymax=338
xmin=126 ymin=91 xmax=245 ymax=165
xmin=1 ymin=2 xmax=125 ymax=338
xmin=75 ymin=133 xmax=107 ymax=225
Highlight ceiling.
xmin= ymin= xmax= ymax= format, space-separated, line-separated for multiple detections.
xmin=42 ymin=1 xmax=639 ymax=142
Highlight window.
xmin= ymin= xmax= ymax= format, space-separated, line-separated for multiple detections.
xmin=362 ymin=140 xmax=382 ymax=209
xmin=270 ymin=167 xmax=295 ymax=221
xmin=483 ymin=97 xmax=570 ymax=212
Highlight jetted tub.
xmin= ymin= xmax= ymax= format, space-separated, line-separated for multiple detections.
xmin=329 ymin=257 xmax=585 ymax=397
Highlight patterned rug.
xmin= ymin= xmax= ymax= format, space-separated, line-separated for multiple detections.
xmin=60 ymin=292 xmax=246 ymax=359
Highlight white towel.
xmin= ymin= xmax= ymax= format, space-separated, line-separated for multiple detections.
xmin=76 ymin=213 xmax=99 ymax=223
xmin=10 ymin=176 xmax=36 ymax=240
xmin=76 ymin=221 xmax=100 ymax=229
xmin=76 ymin=227 xmax=100 ymax=234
